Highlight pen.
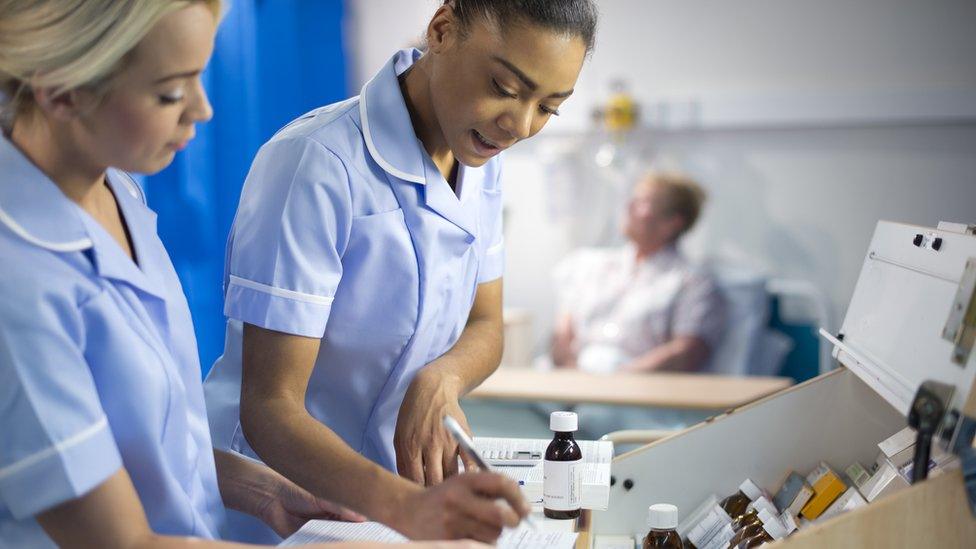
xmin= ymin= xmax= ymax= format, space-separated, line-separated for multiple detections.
xmin=442 ymin=415 xmax=542 ymax=530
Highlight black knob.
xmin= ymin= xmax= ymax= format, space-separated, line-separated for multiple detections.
xmin=610 ymin=476 xmax=616 ymax=487
xmin=932 ymin=237 xmax=943 ymax=251
xmin=623 ymin=479 xmax=634 ymax=491
xmin=913 ymin=234 xmax=923 ymax=246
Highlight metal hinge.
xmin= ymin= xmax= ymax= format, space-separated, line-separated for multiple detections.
xmin=943 ymin=257 xmax=976 ymax=365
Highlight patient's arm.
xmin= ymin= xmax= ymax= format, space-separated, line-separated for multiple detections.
xmin=619 ymin=335 xmax=710 ymax=373
xmin=550 ymin=313 xmax=578 ymax=367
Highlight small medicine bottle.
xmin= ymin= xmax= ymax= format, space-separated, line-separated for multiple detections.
xmin=731 ymin=498 xmax=774 ymax=534
xmin=729 ymin=509 xmax=775 ymax=547
xmin=736 ymin=513 xmax=787 ymax=548
xmin=543 ymin=411 xmax=582 ymax=519
xmin=730 ymin=507 xmax=761 ymax=535
xmin=719 ymin=479 xmax=762 ymax=521
xmin=642 ymin=504 xmax=682 ymax=549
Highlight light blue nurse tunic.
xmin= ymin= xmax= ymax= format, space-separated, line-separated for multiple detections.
xmin=0 ymin=136 xmax=225 ymax=546
xmin=205 ymin=48 xmax=505 ymax=473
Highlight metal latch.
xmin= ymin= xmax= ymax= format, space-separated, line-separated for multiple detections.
xmin=937 ymin=221 xmax=976 ymax=235
xmin=943 ymin=257 xmax=976 ymax=365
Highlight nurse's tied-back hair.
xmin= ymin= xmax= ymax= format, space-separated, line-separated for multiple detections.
xmin=446 ymin=0 xmax=599 ymax=53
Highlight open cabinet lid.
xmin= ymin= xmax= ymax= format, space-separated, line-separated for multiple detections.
xmin=823 ymin=221 xmax=976 ymax=446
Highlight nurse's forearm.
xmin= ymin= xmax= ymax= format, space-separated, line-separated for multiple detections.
xmin=212 ymin=448 xmax=280 ymax=518
xmin=421 ymin=317 xmax=502 ymax=395
xmin=239 ymin=324 xmax=423 ymax=527
xmin=36 ymin=468 xmax=275 ymax=548
xmin=241 ymin=392 xmax=422 ymax=525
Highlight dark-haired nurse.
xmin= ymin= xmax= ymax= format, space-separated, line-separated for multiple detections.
xmin=204 ymin=0 xmax=598 ymax=543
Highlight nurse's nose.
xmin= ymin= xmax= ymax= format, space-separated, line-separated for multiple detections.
xmin=186 ymin=78 xmax=213 ymax=123
xmin=498 ymin=103 xmax=534 ymax=141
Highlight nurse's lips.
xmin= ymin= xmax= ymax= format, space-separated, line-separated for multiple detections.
xmin=168 ymin=133 xmax=195 ymax=151
xmin=471 ymin=129 xmax=507 ymax=157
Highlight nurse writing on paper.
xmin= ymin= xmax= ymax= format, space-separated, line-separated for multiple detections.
xmin=204 ymin=0 xmax=598 ymax=542
xmin=0 ymin=2 xmax=479 ymax=549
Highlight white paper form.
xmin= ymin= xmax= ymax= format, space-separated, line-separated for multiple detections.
xmin=280 ymin=520 xmax=578 ymax=549
xmin=280 ymin=521 xmax=407 ymax=545
xmin=474 ymin=437 xmax=613 ymax=510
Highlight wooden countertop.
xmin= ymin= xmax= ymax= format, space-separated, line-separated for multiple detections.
xmin=466 ymin=368 xmax=792 ymax=410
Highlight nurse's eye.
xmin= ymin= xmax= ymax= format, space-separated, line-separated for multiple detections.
xmin=540 ymin=105 xmax=560 ymax=117
xmin=491 ymin=78 xmax=517 ymax=99
xmin=158 ymin=91 xmax=185 ymax=105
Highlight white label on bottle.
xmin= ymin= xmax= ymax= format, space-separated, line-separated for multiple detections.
xmin=543 ymin=459 xmax=582 ymax=511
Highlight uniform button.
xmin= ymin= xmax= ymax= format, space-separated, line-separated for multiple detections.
xmin=465 ymin=234 xmax=476 ymax=245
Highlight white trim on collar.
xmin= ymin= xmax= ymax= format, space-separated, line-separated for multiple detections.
xmin=111 ymin=169 xmax=146 ymax=205
xmin=0 ymin=168 xmax=140 ymax=253
xmin=0 ymin=202 xmax=93 ymax=252
xmin=358 ymin=79 xmax=426 ymax=185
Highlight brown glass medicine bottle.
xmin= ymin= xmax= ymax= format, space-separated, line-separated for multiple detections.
xmin=735 ymin=512 xmax=787 ymax=548
xmin=719 ymin=479 xmax=763 ymax=521
xmin=642 ymin=504 xmax=682 ymax=549
xmin=543 ymin=411 xmax=582 ymax=519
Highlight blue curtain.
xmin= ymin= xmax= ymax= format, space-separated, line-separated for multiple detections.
xmin=141 ymin=0 xmax=348 ymax=376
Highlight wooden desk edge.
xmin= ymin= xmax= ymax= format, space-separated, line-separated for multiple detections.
xmin=466 ymin=372 xmax=792 ymax=410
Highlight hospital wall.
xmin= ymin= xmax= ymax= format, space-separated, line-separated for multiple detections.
xmin=347 ymin=0 xmax=976 ymax=354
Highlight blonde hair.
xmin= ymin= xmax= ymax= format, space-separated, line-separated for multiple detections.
xmin=0 ymin=0 xmax=223 ymax=128
xmin=642 ymin=171 xmax=707 ymax=238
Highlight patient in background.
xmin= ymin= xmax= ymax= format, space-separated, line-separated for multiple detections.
xmin=550 ymin=171 xmax=727 ymax=374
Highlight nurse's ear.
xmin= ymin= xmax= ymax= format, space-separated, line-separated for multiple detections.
xmin=425 ymin=4 xmax=463 ymax=54
xmin=30 ymin=84 xmax=97 ymax=123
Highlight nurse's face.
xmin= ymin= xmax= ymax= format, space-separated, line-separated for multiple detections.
xmin=75 ymin=4 xmax=216 ymax=175
xmin=426 ymin=13 xmax=587 ymax=167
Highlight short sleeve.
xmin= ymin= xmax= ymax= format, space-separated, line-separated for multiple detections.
xmin=671 ymin=271 xmax=728 ymax=351
xmin=0 ymin=281 xmax=122 ymax=519
xmin=224 ymin=137 xmax=353 ymax=338
xmin=477 ymin=163 xmax=505 ymax=284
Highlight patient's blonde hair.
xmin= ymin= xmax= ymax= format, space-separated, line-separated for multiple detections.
xmin=641 ymin=171 xmax=707 ymax=239
xmin=0 ymin=0 xmax=223 ymax=129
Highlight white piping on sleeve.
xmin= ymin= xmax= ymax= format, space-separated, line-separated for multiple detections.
xmin=0 ymin=417 xmax=109 ymax=480
xmin=486 ymin=238 xmax=505 ymax=256
xmin=228 ymin=274 xmax=335 ymax=306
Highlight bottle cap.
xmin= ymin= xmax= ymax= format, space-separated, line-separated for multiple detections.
xmin=779 ymin=511 xmax=798 ymax=534
xmin=647 ymin=504 xmax=678 ymax=530
xmin=763 ymin=518 xmax=786 ymax=539
xmin=761 ymin=514 xmax=787 ymax=540
xmin=751 ymin=496 xmax=776 ymax=517
xmin=739 ymin=479 xmax=763 ymax=501
xmin=550 ymin=411 xmax=578 ymax=432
